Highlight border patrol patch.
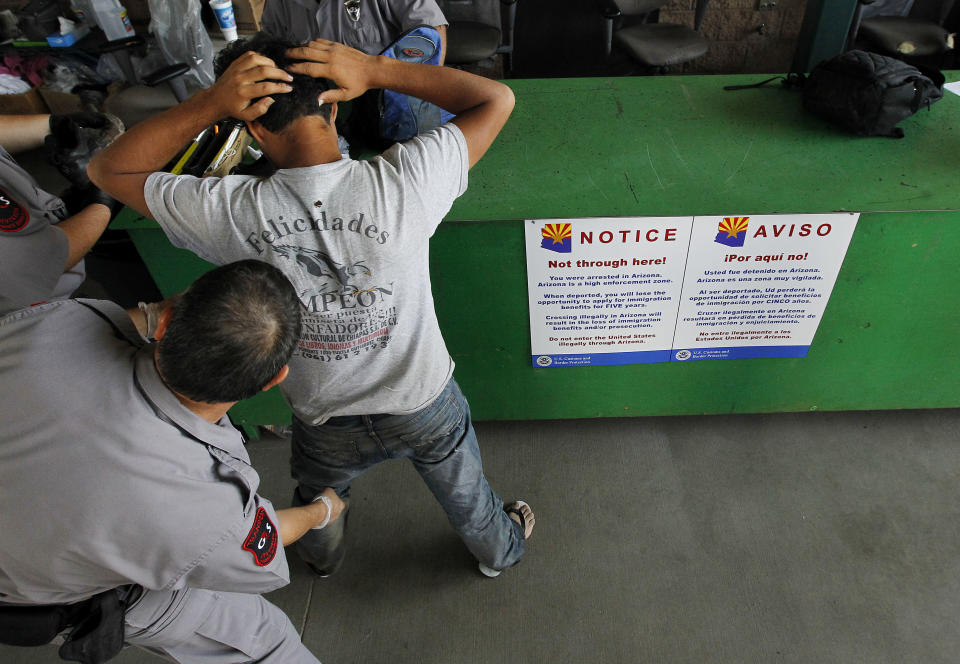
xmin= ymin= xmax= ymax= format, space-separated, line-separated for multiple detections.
xmin=242 ymin=507 xmax=278 ymax=566
xmin=0 ymin=187 xmax=29 ymax=233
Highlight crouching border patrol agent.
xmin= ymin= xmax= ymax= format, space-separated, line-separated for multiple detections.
xmin=0 ymin=260 xmax=343 ymax=663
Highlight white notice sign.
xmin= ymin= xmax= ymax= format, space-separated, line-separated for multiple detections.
xmin=673 ymin=214 xmax=859 ymax=361
xmin=525 ymin=214 xmax=859 ymax=367
xmin=525 ymin=218 xmax=691 ymax=367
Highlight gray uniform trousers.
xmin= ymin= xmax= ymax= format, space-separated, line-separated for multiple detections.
xmin=124 ymin=588 xmax=319 ymax=663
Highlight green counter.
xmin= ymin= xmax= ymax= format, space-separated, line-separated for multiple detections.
xmin=114 ymin=74 xmax=960 ymax=428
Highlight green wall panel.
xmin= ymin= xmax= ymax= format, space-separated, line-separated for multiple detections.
xmin=117 ymin=74 xmax=960 ymax=426
xmin=431 ymin=214 xmax=960 ymax=421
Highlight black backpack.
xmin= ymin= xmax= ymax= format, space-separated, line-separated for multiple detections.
xmin=801 ymin=50 xmax=944 ymax=138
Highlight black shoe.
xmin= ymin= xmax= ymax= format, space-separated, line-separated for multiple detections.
xmin=305 ymin=562 xmax=333 ymax=578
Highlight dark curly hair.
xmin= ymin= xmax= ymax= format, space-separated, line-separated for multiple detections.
xmin=214 ymin=32 xmax=333 ymax=133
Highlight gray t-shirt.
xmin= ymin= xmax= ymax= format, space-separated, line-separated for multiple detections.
xmin=0 ymin=147 xmax=83 ymax=316
xmin=262 ymin=0 xmax=447 ymax=54
xmin=0 ymin=299 xmax=288 ymax=605
xmin=145 ymin=124 xmax=468 ymax=424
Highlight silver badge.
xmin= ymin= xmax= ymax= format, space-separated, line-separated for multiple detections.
xmin=344 ymin=0 xmax=360 ymax=21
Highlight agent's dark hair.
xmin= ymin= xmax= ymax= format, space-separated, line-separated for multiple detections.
xmin=214 ymin=32 xmax=333 ymax=133
xmin=156 ymin=260 xmax=302 ymax=404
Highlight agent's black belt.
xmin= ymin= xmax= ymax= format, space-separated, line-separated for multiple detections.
xmin=0 ymin=585 xmax=139 ymax=663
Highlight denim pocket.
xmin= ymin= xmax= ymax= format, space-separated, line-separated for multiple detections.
xmin=293 ymin=420 xmax=363 ymax=467
xmin=398 ymin=393 xmax=465 ymax=462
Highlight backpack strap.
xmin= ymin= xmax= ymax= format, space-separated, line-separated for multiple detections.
xmin=723 ymin=73 xmax=805 ymax=91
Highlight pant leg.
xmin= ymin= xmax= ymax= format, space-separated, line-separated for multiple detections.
xmin=290 ymin=415 xmax=379 ymax=574
xmin=392 ymin=379 xmax=526 ymax=570
xmin=124 ymin=588 xmax=318 ymax=664
xmin=290 ymin=485 xmax=351 ymax=575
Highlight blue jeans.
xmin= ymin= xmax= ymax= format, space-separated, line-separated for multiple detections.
xmin=290 ymin=378 xmax=525 ymax=572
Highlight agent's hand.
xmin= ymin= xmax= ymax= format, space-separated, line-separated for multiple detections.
xmin=83 ymin=186 xmax=124 ymax=220
xmin=46 ymin=112 xmax=124 ymax=187
xmin=59 ymin=183 xmax=123 ymax=220
xmin=312 ymin=487 xmax=345 ymax=528
xmin=49 ymin=112 xmax=118 ymax=148
xmin=285 ymin=39 xmax=378 ymax=105
xmin=207 ymin=51 xmax=294 ymax=121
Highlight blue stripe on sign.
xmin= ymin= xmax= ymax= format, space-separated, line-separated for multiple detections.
xmin=670 ymin=345 xmax=810 ymax=362
xmin=531 ymin=349 xmax=673 ymax=368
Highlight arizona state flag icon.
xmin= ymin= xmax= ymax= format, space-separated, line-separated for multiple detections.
xmin=541 ymin=223 xmax=572 ymax=253
xmin=714 ymin=217 xmax=749 ymax=247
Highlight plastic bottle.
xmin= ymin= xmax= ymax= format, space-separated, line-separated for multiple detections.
xmin=88 ymin=0 xmax=135 ymax=41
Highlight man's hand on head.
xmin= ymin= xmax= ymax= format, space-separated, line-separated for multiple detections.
xmin=207 ymin=51 xmax=295 ymax=121
xmin=285 ymin=40 xmax=379 ymax=105
xmin=88 ymin=51 xmax=294 ymax=219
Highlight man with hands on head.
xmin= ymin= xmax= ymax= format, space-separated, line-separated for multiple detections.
xmin=0 ymin=259 xmax=344 ymax=663
xmin=90 ymin=33 xmax=534 ymax=582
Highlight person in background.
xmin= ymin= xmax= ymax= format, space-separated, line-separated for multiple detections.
xmin=0 ymin=259 xmax=344 ymax=663
xmin=0 ymin=112 xmax=122 ymax=315
xmin=261 ymin=0 xmax=449 ymax=63
xmin=262 ymin=0 xmax=451 ymax=151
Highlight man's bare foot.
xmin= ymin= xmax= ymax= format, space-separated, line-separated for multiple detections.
xmin=506 ymin=501 xmax=535 ymax=539
xmin=477 ymin=500 xmax=535 ymax=578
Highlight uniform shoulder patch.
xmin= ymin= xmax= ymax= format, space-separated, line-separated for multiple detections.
xmin=0 ymin=187 xmax=30 ymax=233
xmin=242 ymin=507 xmax=279 ymax=566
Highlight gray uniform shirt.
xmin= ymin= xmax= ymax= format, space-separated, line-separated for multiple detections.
xmin=144 ymin=125 xmax=468 ymax=424
xmin=0 ymin=299 xmax=289 ymax=605
xmin=0 ymin=147 xmax=84 ymax=316
xmin=261 ymin=0 xmax=447 ymax=54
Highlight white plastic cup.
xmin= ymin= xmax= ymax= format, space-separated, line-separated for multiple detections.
xmin=208 ymin=0 xmax=237 ymax=42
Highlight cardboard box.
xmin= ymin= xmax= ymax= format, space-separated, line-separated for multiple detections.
xmin=0 ymin=87 xmax=49 ymax=114
xmin=234 ymin=0 xmax=265 ymax=32
xmin=123 ymin=0 xmax=263 ymax=33
xmin=37 ymin=86 xmax=83 ymax=115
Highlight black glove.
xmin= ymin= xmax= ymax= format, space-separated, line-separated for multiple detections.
xmin=45 ymin=112 xmax=124 ymax=188
xmin=59 ymin=184 xmax=124 ymax=222
xmin=84 ymin=186 xmax=124 ymax=220
xmin=49 ymin=112 xmax=113 ymax=148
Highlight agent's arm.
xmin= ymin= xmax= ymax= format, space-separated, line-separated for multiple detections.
xmin=0 ymin=114 xmax=51 ymax=154
xmin=88 ymin=53 xmax=294 ymax=218
xmin=286 ymin=39 xmax=514 ymax=168
xmin=274 ymin=488 xmax=345 ymax=545
xmin=55 ymin=202 xmax=112 ymax=270
xmin=1 ymin=114 xmax=115 ymax=271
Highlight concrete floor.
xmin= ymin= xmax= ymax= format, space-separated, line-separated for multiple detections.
xmin=3 ymin=407 xmax=959 ymax=663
